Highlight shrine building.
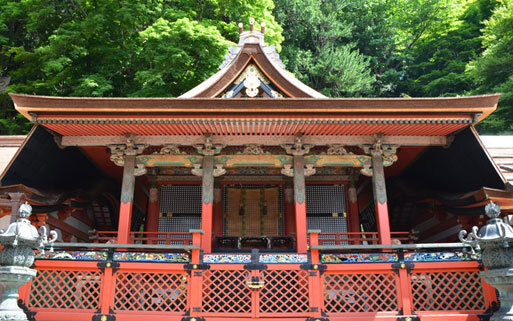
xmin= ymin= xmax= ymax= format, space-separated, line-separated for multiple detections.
xmin=1 ymin=19 xmax=513 ymax=321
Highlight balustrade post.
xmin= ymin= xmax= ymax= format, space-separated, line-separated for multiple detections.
xmin=308 ymin=230 xmax=323 ymax=317
xmin=98 ymin=261 xmax=116 ymax=317
xmin=189 ymin=229 xmax=204 ymax=317
xmin=396 ymin=264 xmax=413 ymax=315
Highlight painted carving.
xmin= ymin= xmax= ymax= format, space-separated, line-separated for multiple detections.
xmin=239 ymin=144 xmax=268 ymax=155
xmin=281 ymin=134 xmax=313 ymax=156
xmin=194 ymin=134 xmax=225 ymax=156
xmin=191 ymin=163 xmax=203 ymax=177
xmin=108 ymin=134 xmax=147 ymax=167
xmin=243 ymin=74 xmax=261 ymax=97
xmin=326 ymin=144 xmax=350 ymax=155
xmin=281 ymin=163 xmax=315 ymax=178
xmin=359 ymin=134 xmax=399 ymax=177
xmin=158 ymin=144 xmax=184 ymax=155
xmin=134 ymin=164 xmax=147 ymax=176
xmin=213 ymin=164 xmax=226 ymax=177
xmin=304 ymin=164 xmax=316 ymax=177
xmin=281 ymin=164 xmax=293 ymax=177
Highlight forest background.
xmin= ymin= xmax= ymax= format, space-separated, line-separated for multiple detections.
xmin=0 ymin=0 xmax=512 ymax=134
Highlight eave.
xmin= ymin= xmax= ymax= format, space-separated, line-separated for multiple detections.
xmin=10 ymin=93 xmax=500 ymax=120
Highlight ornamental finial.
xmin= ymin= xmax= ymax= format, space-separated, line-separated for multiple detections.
xmin=249 ymin=17 xmax=255 ymax=31
xmin=485 ymin=202 xmax=501 ymax=219
xmin=19 ymin=202 xmax=32 ymax=219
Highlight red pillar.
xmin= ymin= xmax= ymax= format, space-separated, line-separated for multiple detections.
xmin=201 ymin=155 xmax=214 ymax=253
xmin=145 ymin=182 xmax=160 ymax=242
xmin=294 ymin=155 xmax=308 ymax=253
xmin=117 ymin=154 xmax=136 ymax=244
xmin=283 ymin=186 xmax=294 ymax=236
xmin=348 ymin=183 xmax=360 ymax=233
xmin=371 ymin=152 xmax=391 ymax=245
xmin=212 ymin=186 xmax=224 ymax=238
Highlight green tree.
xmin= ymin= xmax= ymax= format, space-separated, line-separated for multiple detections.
xmin=273 ymin=0 xmax=375 ymax=97
xmin=468 ymin=0 xmax=513 ymax=133
xmin=0 ymin=0 xmax=283 ymax=134
xmin=399 ymin=0 xmax=498 ymax=97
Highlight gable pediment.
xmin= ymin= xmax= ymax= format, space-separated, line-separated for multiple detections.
xmin=180 ymin=19 xmax=326 ymax=99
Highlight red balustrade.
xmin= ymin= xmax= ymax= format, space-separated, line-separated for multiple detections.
xmin=318 ymin=231 xmax=414 ymax=245
xmin=18 ymin=231 xmax=495 ymax=321
xmin=89 ymin=230 xmax=193 ymax=245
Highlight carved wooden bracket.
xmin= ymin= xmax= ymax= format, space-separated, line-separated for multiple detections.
xmin=108 ymin=134 xmax=147 ymax=166
xmin=359 ymin=133 xmax=399 ymax=176
xmin=191 ymin=163 xmax=226 ymax=177
xmin=281 ymin=134 xmax=314 ymax=156
xmin=280 ymin=163 xmax=316 ymax=177
xmin=194 ymin=134 xmax=225 ymax=156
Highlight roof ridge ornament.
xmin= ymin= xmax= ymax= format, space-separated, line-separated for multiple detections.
xmin=219 ymin=18 xmax=285 ymax=70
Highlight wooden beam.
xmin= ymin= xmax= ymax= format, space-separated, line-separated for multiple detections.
xmin=61 ymin=135 xmax=448 ymax=147
xmin=46 ymin=216 xmax=89 ymax=241
xmin=138 ymin=154 xmax=371 ymax=168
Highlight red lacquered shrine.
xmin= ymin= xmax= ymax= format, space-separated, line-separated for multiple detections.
xmin=2 ymin=20 xmax=513 ymax=321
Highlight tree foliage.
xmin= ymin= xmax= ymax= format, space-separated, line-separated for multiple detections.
xmin=466 ymin=0 xmax=513 ymax=133
xmin=1 ymin=0 xmax=512 ymax=134
xmin=0 ymin=0 xmax=282 ymax=134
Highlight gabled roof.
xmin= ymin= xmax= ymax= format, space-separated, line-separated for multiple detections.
xmin=481 ymin=135 xmax=513 ymax=189
xmin=179 ymin=19 xmax=326 ymax=99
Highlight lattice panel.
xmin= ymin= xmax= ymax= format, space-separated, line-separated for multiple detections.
xmin=323 ymin=273 xmax=398 ymax=313
xmin=410 ymin=271 xmax=485 ymax=311
xmin=202 ymin=270 xmax=252 ymax=313
xmin=158 ymin=216 xmax=201 ymax=233
xmin=29 ymin=269 xmax=101 ymax=310
xmin=160 ymin=185 xmax=201 ymax=214
xmin=306 ymin=185 xmax=346 ymax=215
xmin=114 ymin=272 xmax=188 ymax=312
xmin=260 ymin=270 xmax=310 ymax=313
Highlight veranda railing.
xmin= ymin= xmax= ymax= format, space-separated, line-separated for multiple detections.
xmin=18 ymin=230 xmax=497 ymax=321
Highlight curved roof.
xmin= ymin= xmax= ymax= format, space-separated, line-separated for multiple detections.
xmin=179 ymin=21 xmax=326 ymax=98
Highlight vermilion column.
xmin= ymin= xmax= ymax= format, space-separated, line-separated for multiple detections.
xmin=213 ymin=186 xmax=224 ymax=238
xmin=371 ymin=151 xmax=392 ymax=245
xmin=118 ymin=154 xmax=136 ymax=244
xmin=201 ymin=155 xmax=214 ymax=253
xmin=146 ymin=182 xmax=159 ymax=234
xmin=348 ymin=182 xmax=360 ymax=243
xmin=294 ymin=155 xmax=308 ymax=253
xmin=284 ymin=185 xmax=295 ymax=236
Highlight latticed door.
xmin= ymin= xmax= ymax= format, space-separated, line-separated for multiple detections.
xmin=201 ymin=266 xmax=311 ymax=317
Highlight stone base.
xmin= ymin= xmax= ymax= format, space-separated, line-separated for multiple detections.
xmin=0 ymin=266 xmax=36 ymax=321
xmin=481 ymin=269 xmax=513 ymax=321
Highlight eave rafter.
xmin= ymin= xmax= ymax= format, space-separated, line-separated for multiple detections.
xmin=61 ymin=134 xmax=449 ymax=147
